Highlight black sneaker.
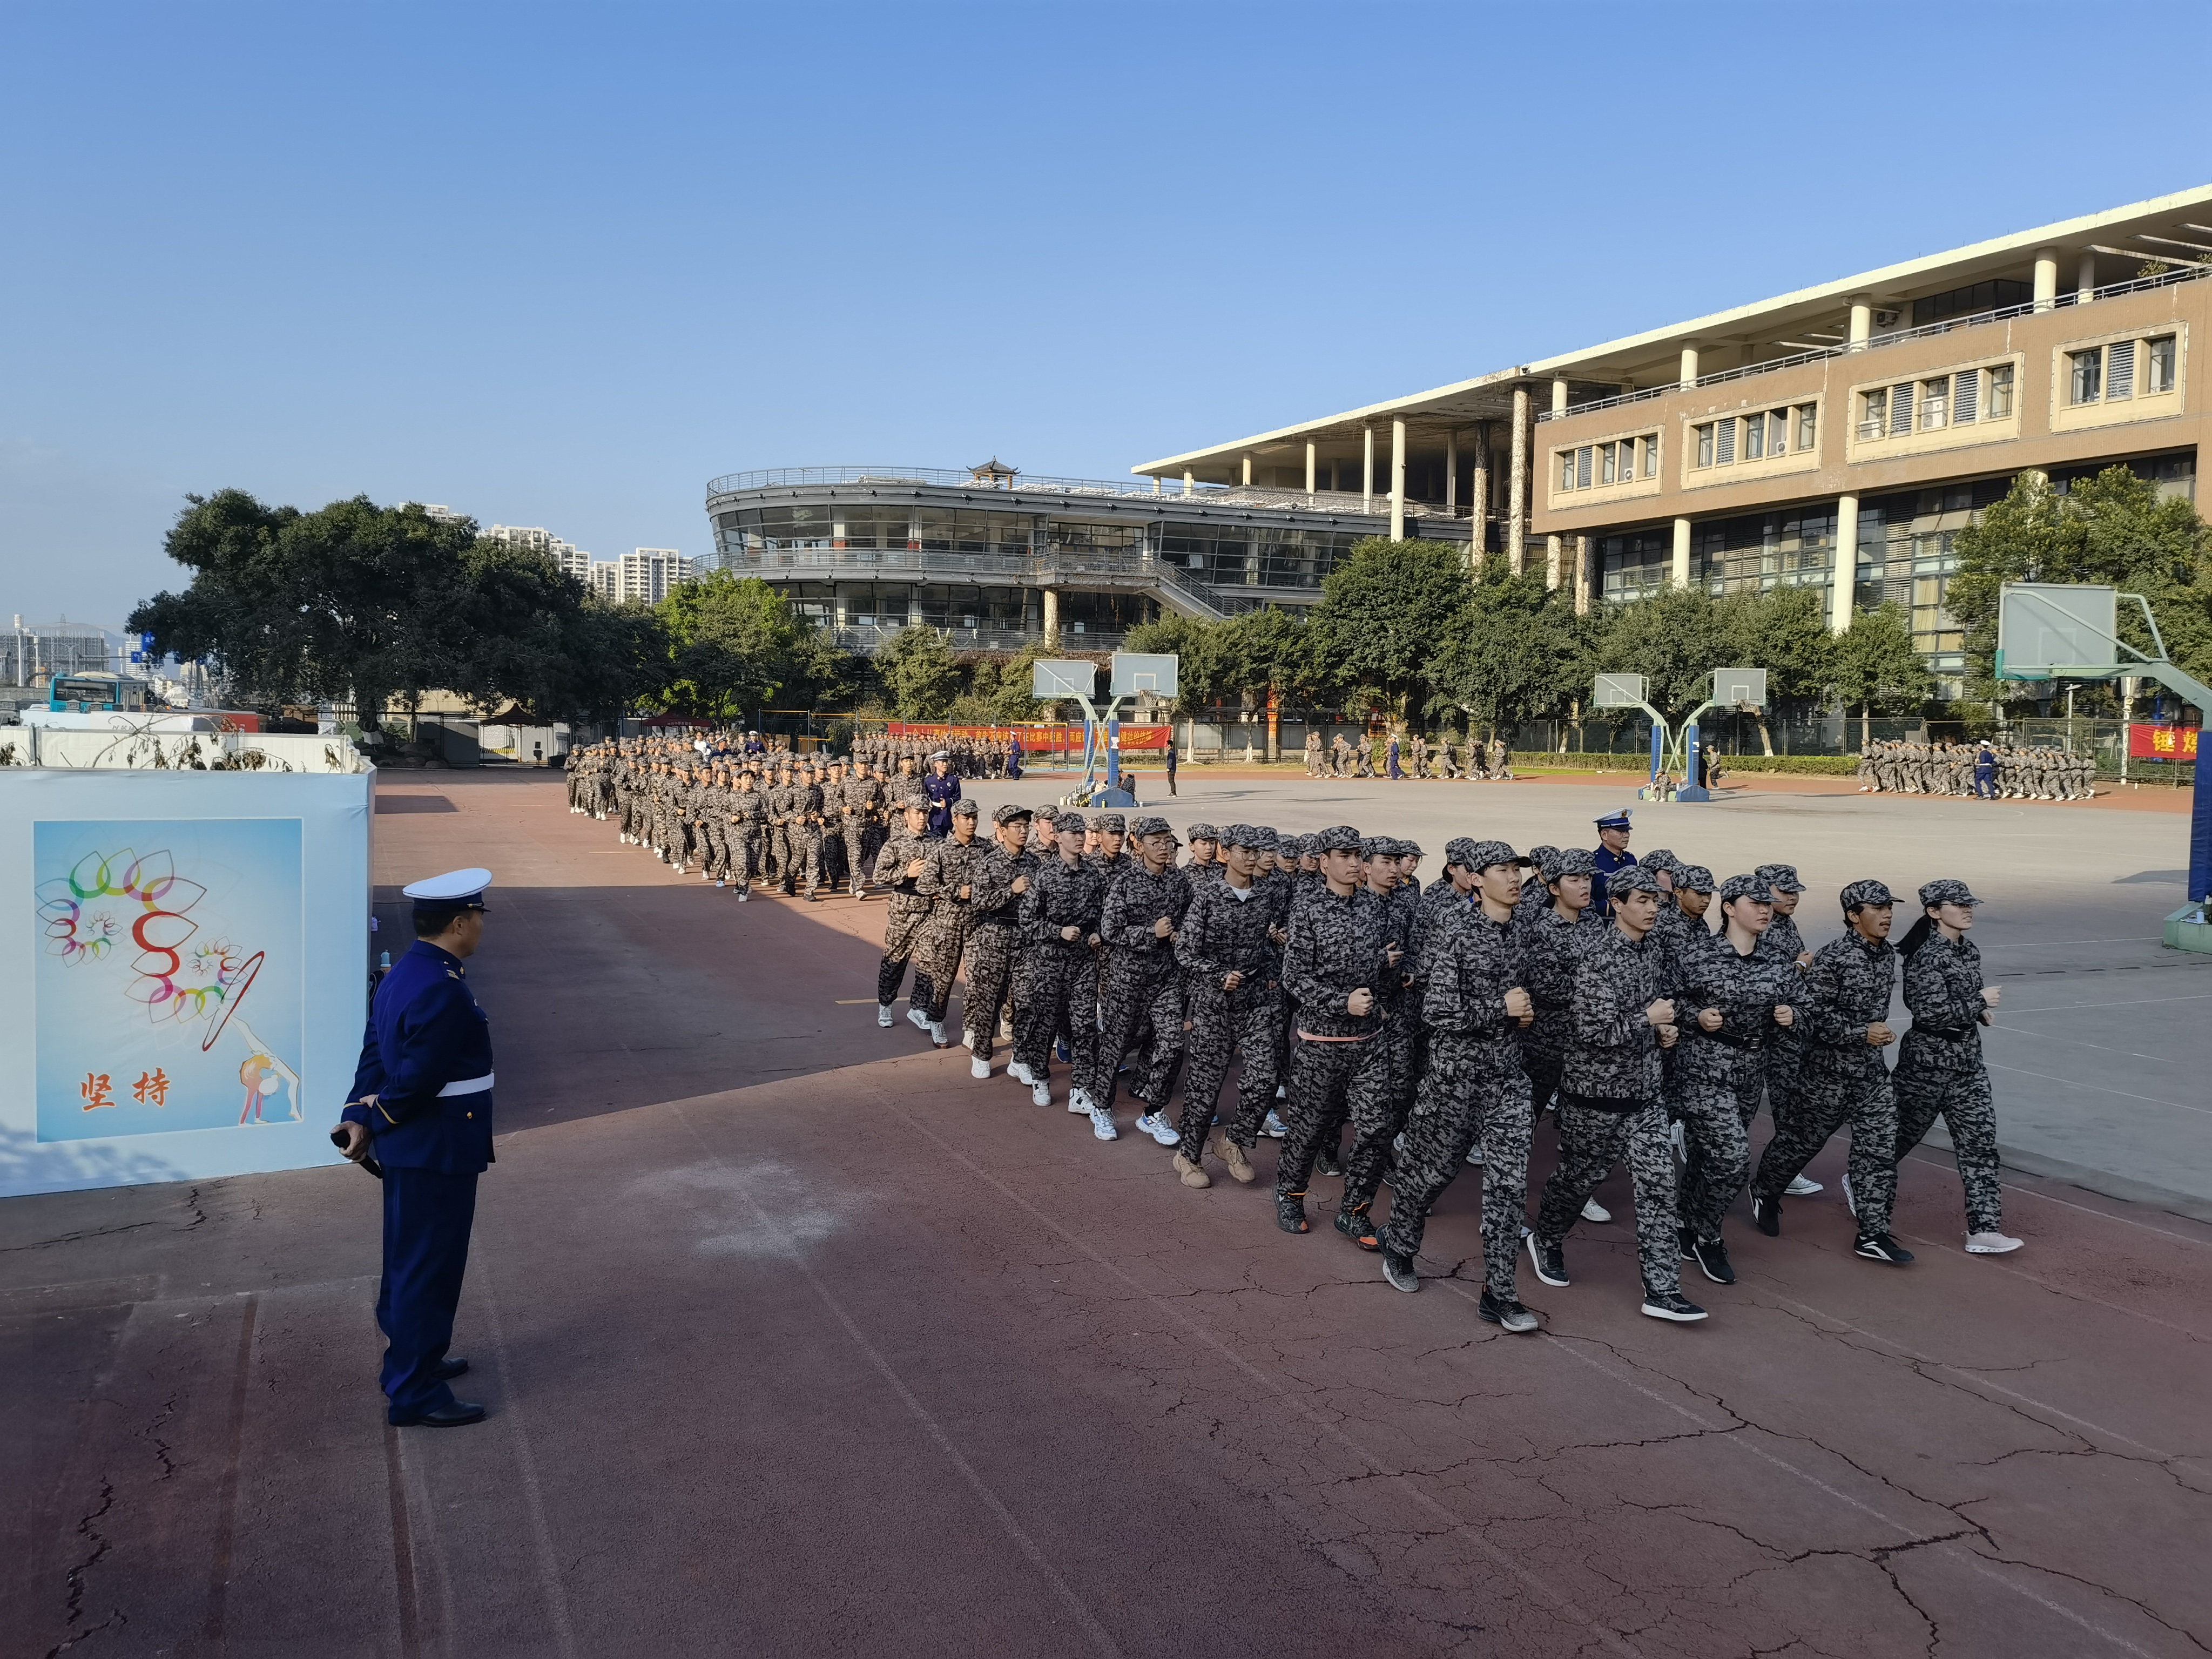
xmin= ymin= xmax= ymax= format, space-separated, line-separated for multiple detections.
xmin=1381 ymin=1251 xmax=1419 ymax=1293
xmin=1526 ymin=1232 xmax=1569 ymax=1287
xmin=1314 ymin=1144 xmax=1345 ymax=1178
xmin=1276 ymin=1191 xmax=1309 ymax=1235
xmin=1678 ymin=1227 xmax=1696 ymax=1262
xmin=1751 ymin=1193 xmax=1781 ymax=1237
xmin=1690 ymin=1236 xmax=1736 ymax=1285
xmin=1853 ymin=1232 xmax=1914 ymax=1264
xmin=1334 ymin=1205 xmax=1380 ymax=1251
xmin=1478 ymin=1290 xmax=1541 ymax=1332
xmin=1641 ymin=1289 xmax=1709 ymax=1323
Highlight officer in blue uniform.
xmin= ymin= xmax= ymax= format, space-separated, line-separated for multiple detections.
xmin=1590 ymin=808 xmax=1636 ymax=914
xmin=333 ymin=867 xmax=497 ymax=1428
xmin=923 ymin=750 xmax=962 ymax=838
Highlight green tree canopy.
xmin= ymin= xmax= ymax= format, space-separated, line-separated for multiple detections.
xmin=1595 ymin=584 xmax=1745 ymax=717
xmin=874 ymin=624 xmax=961 ymax=719
xmin=1831 ymin=602 xmax=1933 ymax=714
xmin=653 ymin=570 xmax=846 ymax=720
xmin=1307 ymin=538 xmax=1472 ymax=717
xmin=1426 ymin=559 xmax=1589 ymax=733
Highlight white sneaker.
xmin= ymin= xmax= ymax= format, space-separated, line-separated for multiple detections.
xmin=1392 ymin=1131 xmax=1408 ymax=1159
xmin=1785 ymin=1175 xmax=1823 ymax=1196
xmin=961 ymin=1030 xmax=974 ymax=1051
xmin=1136 ymin=1112 xmax=1179 ymax=1147
xmin=1669 ymin=1121 xmax=1686 ymax=1159
xmin=907 ymin=1008 xmax=930 ymax=1033
xmin=1466 ymin=1146 xmax=1485 ymax=1166
xmin=1008 ymin=1061 xmax=1035 ymax=1086
xmin=1581 ymin=1198 xmax=1611 ymax=1223
xmin=969 ymin=1057 xmax=990 ymax=1080
xmin=1089 ymin=1107 xmax=1118 ymax=1142
xmin=1031 ymin=1081 xmax=1053 ymax=1108
xmin=877 ymin=1003 xmax=895 ymax=1028
xmin=1068 ymin=1087 xmax=1094 ymax=1116
xmin=1965 ymin=1230 xmax=2023 ymax=1254
xmin=1262 ymin=1109 xmax=1287 ymax=1138
xmin=1842 ymin=1173 xmax=1857 ymax=1217
xmin=929 ymin=1021 xmax=947 ymax=1047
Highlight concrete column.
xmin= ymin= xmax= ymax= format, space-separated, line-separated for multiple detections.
xmin=1551 ymin=377 xmax=1569 ymax=415
xmin=1152 ymin=475 xmax=1162 ymax=495
xmin=1445 ymin=430 xmax=1457 ymax=510
xmin=1183 ymin=469 xmax=1196 ymax=496
xmin=1831 ymin=495 xmax=1859 ymax=633
xmin=1847 ymin=294 xmax=1872 ymax=350
xmin=2033 ymin=247 xmax=2059 ymax=312
xmin=1469 ymin=421 xmax=1490 ymax=569
xmin=1678 ymin=341 xmax=1700 ymax=388
xmin=2076 ymin=249 xmax=2098 ymax=303
xmin=1389 ymin=419 xmax=1406 ymax=541
xmin=1043 ymin=587 xmax=1059 ymax=641
xmin=1670 ymin=517 xmax=1692 ymax=589
xmin=1241 ymin=454 xmax=1253 ymax=487
xmin=1305 ymin=441 xmax=1317 ymax=494
xmin=1362 ymin=426 xmax=1375 ymax=511
xmin=1574 ymin=534 xmax=1591 ymax=616
xmin=1545 ymin=533 xmax=1562 ymax=590
xmin=1507 ymin=387 xmax=1529 ymax=574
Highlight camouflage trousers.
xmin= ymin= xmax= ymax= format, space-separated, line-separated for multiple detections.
xmin=1013 ymin=945 xmax=1096 ymax=1089
xmin=916 ymin=915 xmax=975 ymax=1024
xmin=791 ymin=827 xmax=823 ymax=896
xmin=1176 ymin=981 xmax=1284 ymax=1161
xmin=767 ymin=826 xmax=792 ymax=887
xmin=1533 ymin=1099 xmax=1682 ymax=1296
xmin=1894 ymin=1058 xmax=2002 ymax=1234
xmin=1341 ymin=1014 xmax=1420 ymax=1216
xmin=1082 ymin=960 xmax=1183 ymax=1116
xmin=876 ymin=900 xmax=936 ymax=1009
xmin=1760 ymin=1026 xmax=1803 ymax=1127
xmin=1380 ymin=1031 xmax=1532 ymax=1297
xmin=1669 ymin=1055 xmax=1758 ymax=1244
xmin=1274 ymin=1028 xmax=1392 ymax=1204
xmin=961 ymin=925 xmax=1019 ymax=1060
xmin=730 ymin=827 xmax=759 ymax=886
xmin=700 ymin=822 xmax=730 ymax=879
xmin=840 ymin=821 xmax=871 ymax=891
xmin=1752 ymin=1055 xmax=1897 ymax=1236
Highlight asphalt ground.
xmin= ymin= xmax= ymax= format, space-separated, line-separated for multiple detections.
xmin=5 ymin=769 xmax=2209 ymax=1659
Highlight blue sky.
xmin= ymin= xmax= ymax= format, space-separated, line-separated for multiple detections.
xmin=3 ymin=1 xmax=2207 ymax=626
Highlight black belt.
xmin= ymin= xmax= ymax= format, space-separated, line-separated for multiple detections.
xmin=1910 ymin=1024 xmax=1975 ymax=1040
xmin=1559 ymin=1090 xmax=1651 ymax=1115
xmin=1688 ymin=1026 xmax=1764 ymax=1051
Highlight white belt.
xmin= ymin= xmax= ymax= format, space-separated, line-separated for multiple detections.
xmin=437 ymin=1073 xmax=495 ymax=1097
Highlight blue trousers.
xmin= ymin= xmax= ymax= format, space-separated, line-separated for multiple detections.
xmin=376 ymin=1167 xmax=478 ymax=1422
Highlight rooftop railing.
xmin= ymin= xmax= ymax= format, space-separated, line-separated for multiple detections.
xmin=1538 ymin=260 xmax=2211 ymax=423
xmin=704 ymin=464 xmax=1394 ymax=518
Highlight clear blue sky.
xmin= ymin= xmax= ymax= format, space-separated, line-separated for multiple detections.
xmin=4 ymin=1 xmax=2207 ymax=626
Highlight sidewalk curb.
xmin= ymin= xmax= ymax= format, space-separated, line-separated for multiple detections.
xmin=1921 ymin=1123 xmax=2212 ymax=1226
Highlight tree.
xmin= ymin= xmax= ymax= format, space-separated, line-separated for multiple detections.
xmin=1595 ymin=585 xmax=1742 ymax=717
xmin=1306 ymin=538 xmax=1472 ymax=719
xmin=1719 ymin=586 xmax=1832 ymax=752
xmin=1831 ymin=602 xmax=1933 ymax=731
xmin=653 ymin=571 xmax=837 ymax=721
xmin=1426 ymin=560 xmax=1588 ymax=738
xmin=1949 ymin=467 xmax=2211 ymax=698
xmin=874 ymin=625 xmax=960 ymax=719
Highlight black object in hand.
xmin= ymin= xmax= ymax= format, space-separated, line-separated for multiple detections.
xmin=330 ymin=1124 xmax=383 ymax=1179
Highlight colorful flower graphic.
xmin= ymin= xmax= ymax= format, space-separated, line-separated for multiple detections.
xmin=34 ymin=847 xmax=240 ymax=1026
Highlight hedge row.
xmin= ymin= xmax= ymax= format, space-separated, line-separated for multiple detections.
xmin=1509 ymin=751 xmax=1862 ymax=777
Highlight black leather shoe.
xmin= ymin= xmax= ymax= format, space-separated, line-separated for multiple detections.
xmin=433 ymin=1357 xmax=469 ymax=1381
xmin=394 ymin=1399 xmax=487 ymax=1428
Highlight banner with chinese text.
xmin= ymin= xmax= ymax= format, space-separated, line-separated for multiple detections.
xmin=2127 ymin=724 xmax=2200 ymax=760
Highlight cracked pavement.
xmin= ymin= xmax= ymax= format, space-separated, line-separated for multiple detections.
xmin=3 ymin=771 xmax=2207 ymax=1658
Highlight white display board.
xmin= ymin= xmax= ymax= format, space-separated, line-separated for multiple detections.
xmin=1 ymin=768 xmax=373 ymax=1196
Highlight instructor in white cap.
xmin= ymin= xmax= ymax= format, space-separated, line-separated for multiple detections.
xmin=333 ymin=867 xmax=498 ymax=1427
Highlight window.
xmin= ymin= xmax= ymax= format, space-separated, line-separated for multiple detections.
xmin=2147 ymin=335 xmax=2177 ymax=394
xmin=1889 ymin=383 xmax=1914 ymax=435
xmin=2070 ymin=347 xmax=2103 ymax=404
xmin=1919 ymin=378 xmax=1948 ymax=430
xmin=1715 ymin=417 xmax=1736 ymax=464
xmin=1952 ymin=367 xmax=1979 ymax=424
xmin=1796 ymin=404 xmax=1817 ymax=451
xmin=1696 ymin=423 xmax=1715 ymax=467
xmin=1642 ymin=434 xmax=1659 ymax=477
xmin=1576 ymin=447 xmax=1593 ymax=488
xmin=1860 ymin=389 xmax=1886 ymax=439
xmin=1600 ymin=443 xmax=1617 ymax=485
xmin=1743 ymin=414 xmax=1764 ymax=460
xmin=2106 ymin=339 xmax=2135 ymax=401
xmin=1986 ymin=363 xmax=2014 ymax=419
xmin=1770 ymin=410 xmax=1790 ymax=453
xmin=1560 ymin=451 xmax=1575 ymax=490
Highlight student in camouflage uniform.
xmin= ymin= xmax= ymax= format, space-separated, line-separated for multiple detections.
xmin=1894 ymin=879 xmax=2020 ymax=1253
xmin=1751 ymin=863 xmax=1824 ymax=1198
xmin=1014 ymin=811 xmax=1107 ymax=1111
xmin=1526 ymin=865 xmax=1707 ymax=1323
xmin=914 ymin=799 xmax=990 ymax=1044
xmin=1273 ymin=826 xmax=1404 ymax=1239
xmin=729 ymin=771 xmax=765 ymax=899
xmin=791 ymin=765 xmax=826 ymax=900
xmin=1671 ymin=873 xmax=1800 ymax=1285
xmin=1750 ymin=879 xmax=1914 ymax=1264
xmin=1182 ymin=825 xmax=1222 ymax=882
xmin=1080 ymin=817 xmax=1192 ymax=1143
xmin=873 ymin=797 xmax=939 ymax=1030
xmin=839 ymin=763 xmax=880 ymax=896
xmin=1378 ymin=840 xmax=1543 ymax=1332
xmin=962 ymin=804 xmax=1037 ymax=1077
xmin=1170 ymin=825 xmax=1283 ymax=1188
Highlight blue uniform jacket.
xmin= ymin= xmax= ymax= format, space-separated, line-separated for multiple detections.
xmin=1591 ymin=845 xmax=1637 ymax=913
xmin=923 ymin=771 xmax=961 ymax=838
xmin=342 ymin=940 xmax=496 ymax=1173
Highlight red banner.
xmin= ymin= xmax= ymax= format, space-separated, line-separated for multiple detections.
xmin=887 ymin=721 xmax=1170 ymax=752
xmin=2128 ymin=724 xmax=2200 ymax=760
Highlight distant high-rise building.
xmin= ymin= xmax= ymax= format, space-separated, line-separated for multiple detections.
xmin=483 ymin=523 xmax=594 ymax=584
xmin=615 ymin=549 xmax=693 ymax=605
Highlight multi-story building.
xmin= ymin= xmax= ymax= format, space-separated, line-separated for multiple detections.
xmin=702 ymin=462 xmax=1467 ymax=655
xmin=483 ymin=522 xmax=595 ymax=585
xmin=1134 ymin=185 xmax=2212 ymax=697
xmin=615 ymin=549 xmax=692 ymax=605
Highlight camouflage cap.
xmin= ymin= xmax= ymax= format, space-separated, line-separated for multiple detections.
xmin=1839 ymin=878 xmax=1896 ymax=909
xmin=952 ymin=798 xmax=981 ymax=818
xmin=1640 ymin=847 xmax=1680 ymax=875
xmin=1918 ymin=878 xmax=1979 ymax=908
xmin=1314 ymin=825 xmax=1363 ymax=853
xmin=1186 ymin=822 xmax=1219 ymax=842
xmin=1464 ymin=838 xmax=1532 ymax=871
xmin=1091 ymin=812 xmax=1125 ymax=832
xmin=1359 ymin=835 xmax=1391 ymax=860
xmin=1444 ymin=836 xmax=1481 ymax=869
xmin=992 ymin=802 xmax=1033 ymax=826
xmin=1223 ymin=823 xmax=1269 ymax=849
xmin=1607 ymin=865 xmax=1663 ymax=897
xmin=1675 ymin=863 xmax=1716 ymax=894
xmin=1397 ymin=840 xmax=1425 ymax=859
xmin=1131 ymin=815 xmax=1177 ymax=841
xmin=1719 ymin=873 xmax=1772 ymax=905
xmin=1528 ymin=844 xmax=1559 ymax=867
xmin=1053 ymin=810 xmax=1089 ymax=833
xmin=1545 ymin=847 xmax=1596 ymax=879
xmin=1755 ymin=862 xmax=1805 ymax=893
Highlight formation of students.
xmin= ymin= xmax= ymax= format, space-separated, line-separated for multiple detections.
xmin=1305 ymin=729 xmax=1515 ymax=780
xmin=1857 ymin=738 xmax=2097 ymax=800
xmin=854 ymin=793 xmax=2021 ymax=1331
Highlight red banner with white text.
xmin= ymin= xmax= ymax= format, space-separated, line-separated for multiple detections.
xmin=2127 ymin=724 xmax=2200 ymax=760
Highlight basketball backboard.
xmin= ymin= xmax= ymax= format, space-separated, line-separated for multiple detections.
xmin=1711 ymin=667 xmax=1767 ymax=709
xmin=1996 ymin=583 xmax=2117 ymax=678
xmin=1031 ymin=659 xmax=1097 ymax=699
xmin=1109 ymin=652 xmax=1179 ymax=699
xmin=1593 ymin=673 xmax=1648 ymax=709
